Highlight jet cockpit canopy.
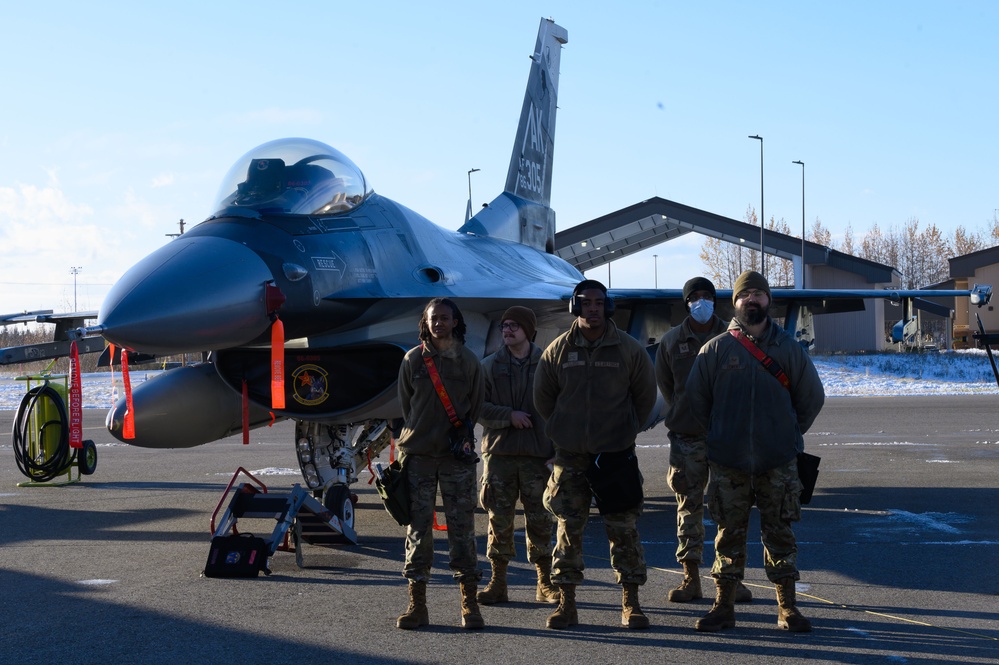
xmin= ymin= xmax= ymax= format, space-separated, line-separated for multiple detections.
xmin=213 ymin=138 xmax=371 ymax=216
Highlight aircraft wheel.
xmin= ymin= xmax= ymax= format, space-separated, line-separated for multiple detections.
xmin=79 ymin=440 xmax=98 ymax=475
xmin=324 ymin=485 xmax=355 ymax=530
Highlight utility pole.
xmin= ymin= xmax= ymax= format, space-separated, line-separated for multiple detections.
xmin=166 ymin=218 xmax=186 ymax=238
xmin=69 ymin=266 xmax=82 ymax=311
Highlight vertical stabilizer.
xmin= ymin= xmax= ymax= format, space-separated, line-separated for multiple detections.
xmin=459 ymin=18 xmax=567 ymax=253
xmin=506 ymin=18 xmax=567 ymax=206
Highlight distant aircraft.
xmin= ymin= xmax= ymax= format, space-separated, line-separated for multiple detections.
xmin=3 ymin=18 xmax=994 ymax=532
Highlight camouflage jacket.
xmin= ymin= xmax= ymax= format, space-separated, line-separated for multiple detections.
xmin=478 ymin=343 xmax=554 ymax=459
xmin=686 ymin=318 xmax=825 ymax=473
xmin=534 ymin=319 xmax=657 ymax=455
xmin=655 ymin=315 xmax=727 ymax=437
xmin=397 ymin=341 xmax=484 ymax=458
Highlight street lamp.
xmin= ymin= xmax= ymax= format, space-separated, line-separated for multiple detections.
xmin=653 ymin=254 xmax=659 ymax=288
xmin=792 ymin=160 xmax=805 ymax=288
xmin=749 ymin=135 xmax=764 ymax=275
xmin=465 ymin=168 xmax=480 ymax=222
xmin=69 ymin=266 xmax=82 ymax=311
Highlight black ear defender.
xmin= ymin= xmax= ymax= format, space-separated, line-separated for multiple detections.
xmin=569 ymin=279 xmax=615 ymax=317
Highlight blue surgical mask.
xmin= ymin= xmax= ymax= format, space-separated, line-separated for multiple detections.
xmin=689 ymin=299 xmax=714 ymax=324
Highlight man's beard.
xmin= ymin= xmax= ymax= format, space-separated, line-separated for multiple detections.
xmin=739 ymin=303 xmax=767 ymax=326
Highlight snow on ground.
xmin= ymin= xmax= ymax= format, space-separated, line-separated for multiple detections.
xmin=0 ymin=350 xmax=996 ymax=410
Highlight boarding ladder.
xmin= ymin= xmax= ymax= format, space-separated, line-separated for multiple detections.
xmin=210 ymin=467 xmax=357 ymax=569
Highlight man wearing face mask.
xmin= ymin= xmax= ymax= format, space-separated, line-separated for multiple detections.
xmin=656 ymin=277 xmax=753 ymax=605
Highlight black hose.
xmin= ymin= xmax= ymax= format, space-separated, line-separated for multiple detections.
xmin=11 ymin=382 xmax=74 ymax=483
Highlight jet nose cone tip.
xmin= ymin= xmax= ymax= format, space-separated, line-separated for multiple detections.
xmin=98 ymin=236 xmax=276 ymax=353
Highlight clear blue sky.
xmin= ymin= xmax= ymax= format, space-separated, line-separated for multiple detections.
xmin=2 ymin=1 xmax=997 ymax=313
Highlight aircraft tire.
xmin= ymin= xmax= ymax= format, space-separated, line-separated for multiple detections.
xmin=324 ymin=485 xmax=355 ymax=530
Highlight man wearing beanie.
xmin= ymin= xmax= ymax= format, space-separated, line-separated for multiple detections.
xmin=477 ymin=306 xmax=559 ymax=607
xmin=687 ymin=270 xmax=825 ymax=634
xmin=655 ymin=277 xmax=752 ymax=605
xmin=535 ymin=279 xmax=657 ymax=630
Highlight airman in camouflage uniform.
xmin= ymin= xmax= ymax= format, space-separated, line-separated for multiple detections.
xmin=687 ymin=271 xmax=825 ymax=634
xmin=395 ymin=298 xmax=485 ymax=631
xmin=656 ymin=276 xmax=752 ymax=604
xmin=535 ymin=280 xmax=658 ymax=630
xmin=477 ymin=306 xmax=558 ymax=606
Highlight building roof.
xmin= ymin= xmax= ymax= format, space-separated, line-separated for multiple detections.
xmin=554 ymin=196 xmax=898 ymax=284
xmin=949 ymin=244 xmax=999 ymax=278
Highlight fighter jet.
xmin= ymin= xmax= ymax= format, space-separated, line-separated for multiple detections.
xmin=82 ymin=18 xmax=575 ymax=526
xmin=8 ymin=18 xmax=993 ymax=532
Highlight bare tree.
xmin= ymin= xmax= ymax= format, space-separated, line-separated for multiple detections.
xmin=841 ymin=223 xmax=856 ymax=256
xmin=766 ymin=216 xmax=796 ymax=287
xmin=860 ymin=222 xmax=900 ymax=271
xmin=809 ymin=218 xmax=832 ymax=247
xmin=953 ymin=225 xmax=983 ymax=256
xmin=699 ymin=206 xmax=760 ymax=287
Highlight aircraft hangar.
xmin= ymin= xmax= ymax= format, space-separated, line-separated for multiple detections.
xmin=553 ymin=196 xmax=903 ymax=353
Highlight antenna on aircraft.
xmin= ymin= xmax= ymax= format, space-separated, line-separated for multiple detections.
xmin=166 ymin=218 xmax=186 ymax=238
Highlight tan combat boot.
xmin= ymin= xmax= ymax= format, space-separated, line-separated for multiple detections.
xmin=477 ymin=560 xmax=509 ymax=605
xmin=668 ymin=561 xmax=703 ymax=602
xmin=459 ymin=580 xmax=485 ymax=629
xmin=535 ymin=559 xmax=560 ymax=603
xmin=621 ymin=583 xmax=650 ymax=629
xmin=546 ymin=583 xmax=578 ymax=629
xmin=695 ymin=578 xmax=737 ymax=632
xmin=396 ymin=580 xmax=429 ymax=630
xmin=775 ymin=577 xmax=812 ymax=632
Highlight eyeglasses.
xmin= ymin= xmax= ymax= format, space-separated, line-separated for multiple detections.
xmin=736 ymin=290 xmax=767 ymax=301
xmin=499 ymin=321 xmax=521 ymax=331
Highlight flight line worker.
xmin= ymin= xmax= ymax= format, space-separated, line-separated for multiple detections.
xmin=686 ymin=270 xmax=825 ymax=634
xmin=395 ymin=297 xmax=485 ymax=631
xmin=534 ymin=279 xmax=658 ymax=630
xmin=656 ymin=276 xmax=752 ymax=604
xmin=477 ymin=306 xmax=559 ymax=606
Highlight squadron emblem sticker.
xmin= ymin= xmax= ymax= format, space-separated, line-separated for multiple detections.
xmin=291 ymin=364 xmax=331 ymax=406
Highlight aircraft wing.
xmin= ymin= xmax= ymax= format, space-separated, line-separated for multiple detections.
xmin=0 ymin=309 xmax=54 ymax=325
xmin=0 ymin=310 xmax=103 ymax=366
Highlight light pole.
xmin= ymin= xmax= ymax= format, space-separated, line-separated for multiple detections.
xmin=792 ymin=160 xmax=805 ymax=288
xmin=69 ymin=266 xmax=82 ymax=310
xmin=749 ymin=135 xmax=764 ymax=275
xmin=653 ymin=254 xmax=658 ymax=288
xmin=465 ymin=168 xmax=480 ymax=222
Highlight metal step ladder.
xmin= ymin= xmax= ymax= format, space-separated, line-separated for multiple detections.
xmin=210 ymin=467 xmax=358 ymax=569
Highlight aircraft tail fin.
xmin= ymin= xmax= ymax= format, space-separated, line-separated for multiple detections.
xmin=459 ymin=18 xmax=567 ymax=253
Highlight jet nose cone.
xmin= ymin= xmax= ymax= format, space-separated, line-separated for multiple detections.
xmin=98 ymin=236 xmax=275 ymax=354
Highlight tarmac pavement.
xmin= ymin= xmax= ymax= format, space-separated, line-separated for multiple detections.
xmin=1 ymin=395 xmax=997 ymax=664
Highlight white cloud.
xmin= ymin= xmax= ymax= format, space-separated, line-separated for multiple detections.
xmin=151 ymin=173 xmax=175 ymax=188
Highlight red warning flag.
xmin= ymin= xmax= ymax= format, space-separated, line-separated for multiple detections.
xmin=271 ymin=315 xmax=285 ymax=409
xmin=69 ymin=341 xmax=83 ymax=449
xmin=121 ymin=349 xmax=135 ymax=439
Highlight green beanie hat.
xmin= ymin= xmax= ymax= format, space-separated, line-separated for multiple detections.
xmin=732 ymin=270 xmax=771 ymax=305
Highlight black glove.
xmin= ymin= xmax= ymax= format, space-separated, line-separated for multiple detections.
xmin=448 ymin=420 xmax=478 ymax=464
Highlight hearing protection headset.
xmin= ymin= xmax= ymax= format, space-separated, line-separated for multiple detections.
xmin=569 ymin=279 xmax=615 ymax=317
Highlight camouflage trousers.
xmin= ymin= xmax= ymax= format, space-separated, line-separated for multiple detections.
xmin=707 ymin=458 xmax=803 ymax=583
xmin=479 ymin=453 xmax=554 ymax=565
xmin=400 ymin=453 xmax=481 ymax=583
xmin=667 ymin=431 xmax=709 ymax=564
xmin=543 ymin=449 xmax=646 ymax=586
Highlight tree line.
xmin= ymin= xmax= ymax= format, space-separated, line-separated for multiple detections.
xmin=700 ymin=208 xmax=999 ymax=289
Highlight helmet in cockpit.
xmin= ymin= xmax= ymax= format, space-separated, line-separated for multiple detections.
xmin=213 ymin=138 xmax=371 ymax=216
